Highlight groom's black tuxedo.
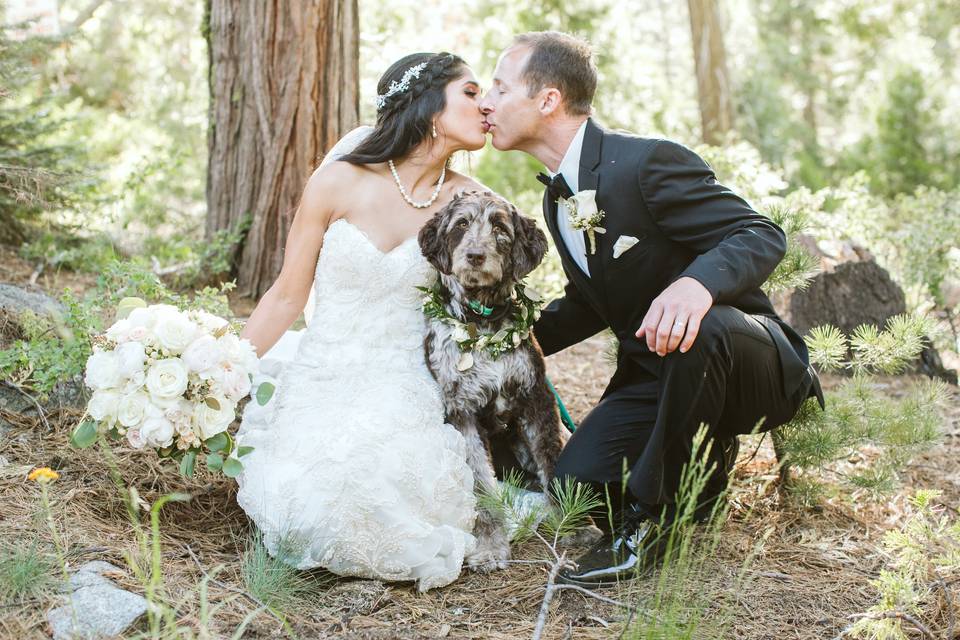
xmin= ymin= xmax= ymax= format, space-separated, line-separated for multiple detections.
xmin=531 ymin=118 xmax=823 ymax=508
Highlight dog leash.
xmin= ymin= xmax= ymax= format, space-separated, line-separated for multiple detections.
xmin=546 ymin=377 xmax=576 ymax=433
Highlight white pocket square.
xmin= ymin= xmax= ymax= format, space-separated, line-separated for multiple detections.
xmin=612 ymin=235 xmax=639 ymax=259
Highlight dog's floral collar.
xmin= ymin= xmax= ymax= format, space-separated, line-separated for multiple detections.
xmin=417 ymin=282 xmax=544 ymax=371
xmin=466 ymin=299 xmax=494 ymax=317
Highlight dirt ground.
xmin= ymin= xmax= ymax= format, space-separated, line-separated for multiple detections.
xmin=2 ymin=248 xmax=959 ymax=639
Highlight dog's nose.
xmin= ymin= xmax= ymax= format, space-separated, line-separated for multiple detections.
xmin=466 ymin=252 xmax=486 ymax=267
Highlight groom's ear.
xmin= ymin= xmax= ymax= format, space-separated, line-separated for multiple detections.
xmin=510 ymin=204 xmax=548 ymax=281
xmin=418 ymin=207 xmax=453 ymax=275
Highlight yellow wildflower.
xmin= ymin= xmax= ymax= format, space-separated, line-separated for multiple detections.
xmin=27 ymin=467 xmax=60 ymax=483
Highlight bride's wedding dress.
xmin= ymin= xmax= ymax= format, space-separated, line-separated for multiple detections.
xmin=234 ymin=128 xmax=477 ymax=592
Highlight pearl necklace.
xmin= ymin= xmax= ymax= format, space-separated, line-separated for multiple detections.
xmin=388 ymin=159 xmax=446 ymax=209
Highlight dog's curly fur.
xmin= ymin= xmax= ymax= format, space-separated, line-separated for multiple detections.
xmin=418 ymin=190 xmax=597 ymax=572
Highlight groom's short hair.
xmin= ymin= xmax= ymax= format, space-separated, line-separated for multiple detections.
xmin=512 ymin=31 xmax=596 ymax=116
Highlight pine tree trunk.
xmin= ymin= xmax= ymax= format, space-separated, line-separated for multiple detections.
xmin=687 ymin=0 xmax=734 ymax=145
xmin=205 ymin=0 xmax=359 ymax=299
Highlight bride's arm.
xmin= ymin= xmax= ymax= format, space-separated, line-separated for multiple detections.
xmin=239 ymin=164 xmax=343 ymax=357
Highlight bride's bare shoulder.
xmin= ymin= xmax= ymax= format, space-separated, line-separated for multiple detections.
xmin=302 ymin=160 xmax=381 ymax=205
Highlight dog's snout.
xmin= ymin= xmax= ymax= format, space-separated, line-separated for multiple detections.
xmin=466 ymin=252 xmax=486 ymax=267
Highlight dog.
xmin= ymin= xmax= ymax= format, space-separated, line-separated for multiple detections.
xmin=418 ymin=190 xmax=600 ymax=573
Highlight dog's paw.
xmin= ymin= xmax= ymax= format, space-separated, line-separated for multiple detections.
xmin=557 ymin=524 xmax=605 ymax=548
xmin=466 ymin=536 xmax=511 ymax=573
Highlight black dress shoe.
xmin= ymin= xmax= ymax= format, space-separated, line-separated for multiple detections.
xmin=557 ymin=506 xmax=669 ymax=588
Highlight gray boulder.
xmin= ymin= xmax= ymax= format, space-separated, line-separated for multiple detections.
xmin=47 ymin=561 xmax=147 ymax=640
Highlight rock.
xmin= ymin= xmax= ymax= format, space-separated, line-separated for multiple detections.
xmin=786 ymin=238 xmax=957 ymax=384
xmin=0 ymin=283 xmax=63 ymax=318
xmin=46 ymin=561 xmax=147 ymax=640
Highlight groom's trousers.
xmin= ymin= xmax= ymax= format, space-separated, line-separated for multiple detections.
xmin=552 ymin=305 xmax=814 ymax=520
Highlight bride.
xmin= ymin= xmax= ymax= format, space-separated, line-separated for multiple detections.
xmin=235 ymin=52 xmax=491 ymax=591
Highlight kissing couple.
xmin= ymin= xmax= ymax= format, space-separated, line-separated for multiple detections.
xmin=234 ymin=31 xmax=823 ymax=591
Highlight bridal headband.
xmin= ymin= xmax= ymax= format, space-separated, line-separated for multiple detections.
xmin=375 ymin=61 xmax=428 ymax=111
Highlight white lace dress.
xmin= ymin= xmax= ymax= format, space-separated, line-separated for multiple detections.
xmin=235 ymin=218 xmax=478 ymax=592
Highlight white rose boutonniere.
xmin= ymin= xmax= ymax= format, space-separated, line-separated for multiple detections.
xmin=558 ymin=190 xmax=606 ymax=254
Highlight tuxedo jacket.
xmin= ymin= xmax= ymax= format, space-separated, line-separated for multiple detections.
xmin=532 ymin=118 xmax=824 ymax=408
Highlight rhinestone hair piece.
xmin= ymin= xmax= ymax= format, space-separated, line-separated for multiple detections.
xmin=375 ymin=62 xmax=428 ymax=111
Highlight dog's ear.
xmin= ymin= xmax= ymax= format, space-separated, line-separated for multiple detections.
xmin=510 ymin=204 xmax=548 ymax=281
xmin=418 ymin=207 xmax=453 ymax=274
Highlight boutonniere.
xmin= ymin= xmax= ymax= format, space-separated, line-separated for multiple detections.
xmin=557 ymin=190 xmax=606 ymax=254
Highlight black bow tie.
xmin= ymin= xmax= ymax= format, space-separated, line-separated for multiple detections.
xmin=536 ymin=172 xmax=574 ymax=201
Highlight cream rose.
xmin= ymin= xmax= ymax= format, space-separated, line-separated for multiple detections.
xmin=154 ymin=310 xmax=199 ymax=355
xmin=140 ymin=416 xmax=175 ymax=448
xmin=105 ymin=318 xmax=132 ymax=343
xmin=115 ymin=341 xmax=147 ymax=377
xmin=182 ymin=335 xmax=225 ymax=375
xmin=84 ymin=349 xmax=124 ymax=391
xmin=567 ymin=190 xmax=599 ymax=219
xmin=192 ymin=395 xmax=236 ymax=440
xmin=218 ymin=334 xmax=259 ymax=372
xmin=163 ymin=397 xmax=194 ymax=427
xmin=219 ymin=367 xmax=252 ymax=401
xmin=87 ymin=390 xmax=121 ymax=421
xmin=126 ymin=428 xmax=146 ymax=449
xmin=117 ymin=391 xmax=150 ymax=427
xmin=145 ymin=358 xmax=189 ymax=399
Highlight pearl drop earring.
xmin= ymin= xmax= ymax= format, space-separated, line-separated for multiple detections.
xmin=432 ymin=124 xmax=438 ymax=138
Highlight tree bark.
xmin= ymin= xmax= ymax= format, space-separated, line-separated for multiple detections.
xmin=687 ymin=0 xmax=734 ymax=145
xmin=205 ymin=0 xmax=359 ymax=299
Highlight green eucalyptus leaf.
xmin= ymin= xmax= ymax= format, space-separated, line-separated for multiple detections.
xmin=204 ymin=396 xmax=221 ymax=411
xmin=205 ymin=432 xmax=229 ymax=452
xmin=237 ymin=446 xmax=254 ymax=457
xmin=206 ymin=453 xmax=223 ymax=472
xmin=179 ymin=451 xmax=197 ymax=477
xmin=70 ymin=419 xmax=98 ymax=449
xmin=115 ymin=297 xmax=147 ymax=321
xmin=222 ymin=457 xmax=243 ymax=478
xmin=255 ymin=382 xmax=275 ymax=406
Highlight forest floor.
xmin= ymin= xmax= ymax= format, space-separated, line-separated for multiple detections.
xmin=2 ymin=245 xmax=959 ymax=640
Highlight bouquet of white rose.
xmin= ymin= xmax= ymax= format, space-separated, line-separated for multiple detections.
xmin=71 ymin=297 xmax=261 ymax=477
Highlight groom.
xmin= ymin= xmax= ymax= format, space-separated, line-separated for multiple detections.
xmin=479 ymin=31 xmax=824 ymax=586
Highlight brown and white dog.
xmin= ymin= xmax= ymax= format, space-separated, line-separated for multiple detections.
xmin=418 ymin=190 xmax=598 ymax=572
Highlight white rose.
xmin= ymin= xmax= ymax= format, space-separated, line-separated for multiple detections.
xmin=153 ymin=310 xmax=200 ymax=355
xmin=127 ymin=307 xmax=158 ymax=330
xmin=193 ymin=310 xmax=228 ymax=332
xmin=149 ymin=392 xmax=183 ymax=409
xmin=84 ymin=349 xmax=123 ymax=391
xmin=87 ymin=390 xmax=121 ymax=421
xmin=218 ymin=334 xmax=259 ymax=372
xmin=220 ymin=367 xmax=252 ymax=401
xmin=140 ymin=416 xmax=175 ymax=448
xmin=145 ymin=358 xmax=189 ymax=399
xmin=126 ymin=428 xmax=146 ymax=449
xmin=122 ymin=370 xmax=146 ymax=394
xmin=117 ymin=391 xmax=150 ymax=427
xmin=105 ymin=318 xmax=132 ymax=343
xmin=115 ymin=341 xmax=147 ymax=377
xmin=182 ymin=335 xmax=225 ymax=375
xmin=568 ymin=190 xmax=599 ymax=220
xmin=192 ymin=395 xmax=236 ymax=440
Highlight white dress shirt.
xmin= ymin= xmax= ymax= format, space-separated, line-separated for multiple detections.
xmin=548 ymin=120 xmax=590 ymax=276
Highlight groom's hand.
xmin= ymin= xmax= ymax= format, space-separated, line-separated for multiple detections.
xmin=636 ymin=277 xmax=713 ymax=356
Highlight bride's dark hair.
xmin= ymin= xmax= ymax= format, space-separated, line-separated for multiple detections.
xmin=339 ymin=52 xmax=467 ymax=165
